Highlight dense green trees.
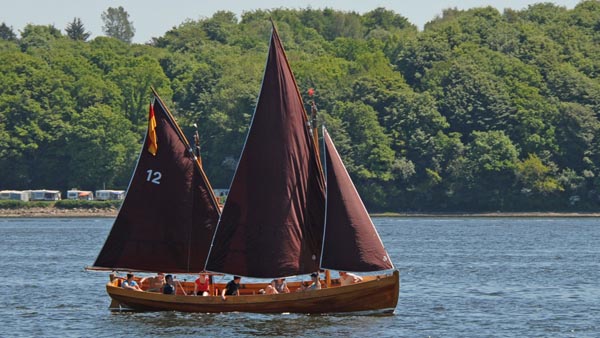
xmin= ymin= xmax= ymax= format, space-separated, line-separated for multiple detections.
xmin=1 ymin=2 xmax=600 ymax=211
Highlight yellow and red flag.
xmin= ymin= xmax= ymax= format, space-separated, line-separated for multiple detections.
xmin=147 ymin=103 xmax=158 ymax=156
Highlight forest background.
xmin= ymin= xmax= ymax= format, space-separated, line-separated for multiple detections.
xmin=1 ymin=2 xmax=600 ymax=212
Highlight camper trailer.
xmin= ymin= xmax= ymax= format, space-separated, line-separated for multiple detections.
xmin=29 ymin=190 xmax=61 ymax=201
xmin=0 ymin=190 xmax=30 ymax=201
xmin=213 ymin=189 xmax=229 ymax=197
xmin=95 ymin=190 xmax=125 ymax=201
xmin=67 ymin=190 xmax=94 ymax=200
xmin=213 ymin=188 xmax=229 ymax=205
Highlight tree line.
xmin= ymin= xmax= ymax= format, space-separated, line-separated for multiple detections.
xmin=1 ymin=2 xmax=599 ymax=212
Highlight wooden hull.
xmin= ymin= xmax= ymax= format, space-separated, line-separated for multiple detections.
xmin=106 ymin=270 xmax=399 ymax=314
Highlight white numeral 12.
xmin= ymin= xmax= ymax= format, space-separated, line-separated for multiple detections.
xmin=146 ymin=170 xmax=162 ymax=184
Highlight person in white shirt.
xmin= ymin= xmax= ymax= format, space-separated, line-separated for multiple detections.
xmin=339 ymin=271 xmax=363 ymax=286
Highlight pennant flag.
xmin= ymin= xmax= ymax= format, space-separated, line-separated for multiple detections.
xmin=147 ymin=103 xmax=158 ymax=155
xmin=193 ymin=128 xmax=203 ymax=168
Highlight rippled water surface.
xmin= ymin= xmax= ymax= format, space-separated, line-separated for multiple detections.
xmin=0 ymin=217 xmax=598 ymax=337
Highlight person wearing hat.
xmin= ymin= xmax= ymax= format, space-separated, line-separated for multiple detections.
xmin=297 ymin=272 xmax=321 ymax=292
xmin=308 ymin=272 xmax=322 ymax=290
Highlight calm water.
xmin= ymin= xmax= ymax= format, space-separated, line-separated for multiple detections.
xmin=0 ymin=217 xmax=598 ymax=337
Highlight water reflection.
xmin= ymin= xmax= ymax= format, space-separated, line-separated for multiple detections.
xmin=106 ymin=310 xmax=396 ymax=337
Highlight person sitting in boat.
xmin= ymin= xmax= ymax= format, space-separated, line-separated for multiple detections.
xmin=163 ymin=274 xmax=175 ymax=295
xmin=338 ymin=271 xmax=363 ymax=286
xmin=122 ymin=273 xmax=142 ymax=291
xmin=265 ymin=278 xmax=290 ymax=294
xmin=140 ymin=272 xmax=165 ymax=292
xmin=221 ymin=276 xmax=241 ymax=300
xmin=194 ymin=273 xmax=210 ymax=296
xmin=297 ymin=273 xmax=321 ymax=292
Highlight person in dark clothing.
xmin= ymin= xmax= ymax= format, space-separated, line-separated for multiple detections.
xmin=163 ymin=274 xmax=175 ymax=295
xmin=221 ymin=276 xmax=241 ymax=300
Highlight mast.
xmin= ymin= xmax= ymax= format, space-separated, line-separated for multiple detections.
xmin=308 ymin=88 xmax=319 ymax=156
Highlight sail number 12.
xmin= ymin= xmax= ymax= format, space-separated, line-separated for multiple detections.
xmin=146 ymin=170 xmax=162 ymax=185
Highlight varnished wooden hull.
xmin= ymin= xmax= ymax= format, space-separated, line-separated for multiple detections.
xmin=107 ymin=270 xmax=399 ymax=314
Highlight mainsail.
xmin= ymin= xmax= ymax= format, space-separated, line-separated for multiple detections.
xmin=91 ymin=89 xmax=220 ymax=273
xmin=321 ymin=128 xmax=394 ymax=272
xmin=205 ymin=25 xmax=326 ymax=278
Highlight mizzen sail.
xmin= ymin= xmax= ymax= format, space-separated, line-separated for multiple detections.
xmin=205 ymin=25 xmax=326 ymax=278
xmin=91 ymin=89 xmax=220 ymax=273
xmin=321 ymin=128 xmax=394 ymax=272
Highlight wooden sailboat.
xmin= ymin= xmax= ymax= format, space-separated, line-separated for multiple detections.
xmin=89 ymin=24 xmax=399 ymax=314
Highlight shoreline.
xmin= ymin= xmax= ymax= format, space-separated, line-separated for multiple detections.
xmin=0 ymin=207 xmax=599 ymax=218
xmin=0 ymin=207 xmax=118 ymax=218
xmin=371 ymin=212 xmax=600 ymax=218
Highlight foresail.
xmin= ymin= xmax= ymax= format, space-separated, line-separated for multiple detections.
xmin=205 ymin=25 xmax=326 ymax=278
xmin=91 ymin=90 xmax=220 ymax=273
xmin=321 ymin=128 xmax=394 ymax=272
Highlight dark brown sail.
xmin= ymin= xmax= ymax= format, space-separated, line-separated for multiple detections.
xmin=321 ymin=128 xmax=394 ymax=272
xmin=205 ymin=26 xmax=326 ymax=278
xmin=91 ymin=90 xmax=220 ymax=273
